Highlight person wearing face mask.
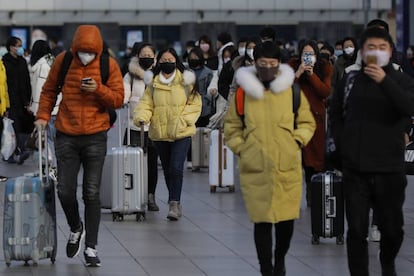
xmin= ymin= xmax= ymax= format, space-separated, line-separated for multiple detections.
xmin=224 ymin=41 xmax=316 ymax=276
xmin=329 ymin=27 xmax=414 ymax=276
xmin=288 ymin=40 xmax=333 ymax=208
xmin=198 ymin=35 xmax=218 ymax=71
xmin=217 ymin=44 xmax=237 ymax=101
xmin=122 ymin=42 xmax=159 ymax=211
xmin=35 ymin=25 xmax=124 ymax=267
xmin=134 ymin=48 xmax=201 ymax=221
xmin=331 ymin=37 xmax=358 ymax=92
xmin=2 ymin=36 xmax=32 ymax=164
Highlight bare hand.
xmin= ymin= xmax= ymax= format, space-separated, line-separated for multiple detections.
xmin=80 ymin=78 xmax=98 ymax=92
xmin=304 ymin=65 xmax=314 ymax=76
xmin=364 ymin=64 xmax=386 ymax=83
xmin=34 ymin=119 xmax=48 ymax=129
xmin=295 ymin=63 xmax=306 ymax=78
xmin=209 ymin=88 xmax=218 ymax=96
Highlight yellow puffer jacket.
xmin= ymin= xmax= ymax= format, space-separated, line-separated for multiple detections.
xmin=0 ymin=59 xmax=9 ymax=116
xmin=134 ymin=70 xmax=201 ymax=141
xmin=224 ymin=65 xmax=316 ymax=223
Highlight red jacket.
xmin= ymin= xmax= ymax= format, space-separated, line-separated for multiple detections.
xmin=37 ymin=25 xmax=124 ymax=135
xmin=288 ymin=57 xmax=333 ymax=171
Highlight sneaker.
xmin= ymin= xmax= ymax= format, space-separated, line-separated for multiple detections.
xmin=84 ymin=247 xmax=101 ymax=267
xmin=0 ymin=175 xmax=7 ymax=182
xmin=370 ymin=225 xmax=381 ymax=242
xmin=4 ymin=156 xmax=16 ymax=163
xmin=147 ymin=193 xmax=159 ymax=211
xmin=177 ymin=203 xmax=182 ymax=217
xmin=66 ymin=222 xmax=85 ymax=258
xmin=167 ymin=201 xmax=180 ymax=221
xmin=186 ymin=161 xmax=192 ymax=169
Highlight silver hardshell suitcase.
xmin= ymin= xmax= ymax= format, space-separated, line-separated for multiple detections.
xmin=3 ymin=126 xmax=57 ymax=266
xmin=100 ymin=105 xmax=147 ymax=221
xmin=191 ymin=127 xmax=210 ymax=170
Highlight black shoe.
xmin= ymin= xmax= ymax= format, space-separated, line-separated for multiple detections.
xmin=84 ymin=247 xmax=101 ymax=267
xmin=17 ymin=151 xmax=30 ymax=165
xmin=4 ymin=156 xmax=16 ymax=163
xmin=66 ymin=222 xmax=85 ymax=258
xmin=0 ymin=175 xmax=7 ymax=182
xmin=147 ymin=193 xmax=159 ymax=211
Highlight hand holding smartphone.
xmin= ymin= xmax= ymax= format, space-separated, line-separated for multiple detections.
xmin=82 ymin=77 xmax=92 ymax=84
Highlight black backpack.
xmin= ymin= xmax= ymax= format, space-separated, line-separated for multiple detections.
xmin=57 ymin=50 xmax=116 ymax=126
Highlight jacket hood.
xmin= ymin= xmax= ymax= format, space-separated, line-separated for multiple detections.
xmin=236 ymin=64 xmax=295 ymax=99
xmin=128 ymin=57 xmax=145 ymax=79
xmin=71 ymin=25 xmax=103 ymax=56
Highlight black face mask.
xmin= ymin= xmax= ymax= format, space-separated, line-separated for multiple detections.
xmin=188 ymin=59 xmax=202 ymax=69
xmin=139 ymin=58 xmax=154 ymax=70
xmin=159 ymin=62 xmax=176 ymax=74
xmin=256 ymin=65 xmax=279 ymax=83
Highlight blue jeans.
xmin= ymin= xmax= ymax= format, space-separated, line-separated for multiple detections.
xmin=343 ymin=168 xmax=406 ymax=276
xmin=154 ymin=137 xmax=191 ymax=202
xmin=55 ymin=131 xmax=107 ymax=247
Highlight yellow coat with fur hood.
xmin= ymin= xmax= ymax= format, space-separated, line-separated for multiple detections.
xmin=134 ymin=69 xmax=201 ymax=141
xmin=224 ymin=64 xmax=316 ymax=223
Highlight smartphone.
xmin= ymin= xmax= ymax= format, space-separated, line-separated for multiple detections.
xmin=366 ymin=55 xmax=377 ymax=65
xmin=302 ymin=52 xmax=314 ymax=66
xmin=81 ymin=77 xmax=92 ymax=84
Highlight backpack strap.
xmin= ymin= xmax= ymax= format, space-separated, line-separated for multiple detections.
xmin=57 ymin=51 xmax=73 ymax=91
xmin=235 ymin=86 xmax=245 ymax=127
xmin=100 ymin=53 xmax=109 ymax=84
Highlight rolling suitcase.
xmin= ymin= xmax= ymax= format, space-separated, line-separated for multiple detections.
xmin=3 ymin=126 xmax=57 ymax=266
xmin=310 ymin=171 xmax=345 ymax=245
xmin=191 ymin=127 xmax=210 ymax=171
xmin=100 ymin=105 xmax=147 ymax=222
xmin=209 ymin=129 xmax=235 ymax=193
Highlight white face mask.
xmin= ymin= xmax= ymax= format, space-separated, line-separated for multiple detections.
xmin=363 ymin=49 xmax=391 ymax=67
xmin=344 ymin=47 xmax=355 ymax=56
xmin=238 ymin=47 xmax=246 ymax=57
xmin=223 ymin=57 xmax=231 ymax=64
xmin=246 ymin=48 xmax=254 ymax=60
xmin=78 ymin=52 xmax=96 ymax=65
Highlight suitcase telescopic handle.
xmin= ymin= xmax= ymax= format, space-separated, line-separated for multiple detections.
xmin=37 ymin=125 xmax=49 ymax=186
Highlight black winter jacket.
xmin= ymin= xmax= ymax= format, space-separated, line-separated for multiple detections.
xmin=2 ymin=53 xmax=31 ymax=110
xmin=329 ymin=63 xmax=414 ymax=172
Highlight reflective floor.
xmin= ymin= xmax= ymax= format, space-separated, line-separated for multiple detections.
xmin=0 ymin=146 xmax=413 ymax=275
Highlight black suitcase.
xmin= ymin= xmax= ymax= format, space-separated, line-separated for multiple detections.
xmin=310 ymin=171 xmax=344 ymax=245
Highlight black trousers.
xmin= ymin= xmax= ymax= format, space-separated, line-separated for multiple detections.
xmin=343 ymin=168 xmax=406 ymax=276
xmin=254 ymin=220 xmax=294 ymax=276
xmin=55 ymin=131 xmax=107 ymax=248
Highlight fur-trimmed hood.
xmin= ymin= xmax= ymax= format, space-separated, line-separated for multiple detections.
xmin=235 ymin=64 xmax=295 ymax=99
xmin=128 ymin=56 xmax=145 ymax=80
xmin=143 ymin=69 xmax=196 ymax=86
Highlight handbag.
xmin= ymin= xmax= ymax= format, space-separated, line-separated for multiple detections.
xmin=1 ymin=117 xmax=16 ymax=160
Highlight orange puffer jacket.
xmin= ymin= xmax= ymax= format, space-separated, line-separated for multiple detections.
xmin=36 ymin=25 xmax=124 ymax=135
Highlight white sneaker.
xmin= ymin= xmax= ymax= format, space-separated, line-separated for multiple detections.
xmin=186 ymin=161 xmax=192 ymax=169
xmin=370 ymin=225 xmax=381 ymax=242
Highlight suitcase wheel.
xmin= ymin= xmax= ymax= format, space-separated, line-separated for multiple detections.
xmin=336 ymin=235 xmax=344 ymax=245
xmin=228 ymin=186 xmax=235 ymax=193
xmin=136 ymin=212 xmax=145 ymax=222
xmin=311 ymin=235 xmax=320 ymax=245
xmin=6 ymin=262 xmax=10 ymax=267
xmin=51 ymin=257 xmax=56 ymax=264
xmin=24 ymin=260 xmax=30 ymax=266
xmin=210 ymin=186 xmax=216 ymax=193
xmin=112 ymin=213 xmax=124 ymax=222
xmin=32 ymin=261 xmax=38 ymax=267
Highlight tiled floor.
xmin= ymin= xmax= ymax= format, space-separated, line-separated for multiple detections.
xmin=0 ymin=149 xmax=414 ymax=275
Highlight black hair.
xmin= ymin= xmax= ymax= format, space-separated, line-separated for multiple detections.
xmin=186 ymin=40 xmax=195 ymax=47
xmin=335 ymin=40 xmax=343 ymax=47
xmin=259 ymin=27 xmax=275 ymax=42
xmin=6 ymin=36 xmax=21 ymax=51
xmin=298 ymin=40 xmax=327 ymax=81
xmin=321 ymin=45 xmax=334 ymax=55
xmin=253 ymin=41 xmax=281 ymax=61
xmin=30 ymin=40 xmax=52 ymax=66
xmin=188 ymin=46 xmax=205 ymax=64
xmin=222 ymin=44 xmax=237 ymax=61
xmin=198 ymin=34 xmax=216 ymax=56
xmin=367 ymin=19 xmax=389 ymax=33
xmin=153 ymin=47 xmax=185 ymax=75
xmin=217 ymin=32 xmax=232 ymax=45
xmin=237 ymin=37 xmax=248 ymax=46
xmin=359 ymin=26 xmax=393 ymax=49
xmin=136 ymin=42 xmax=155 ymax=56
